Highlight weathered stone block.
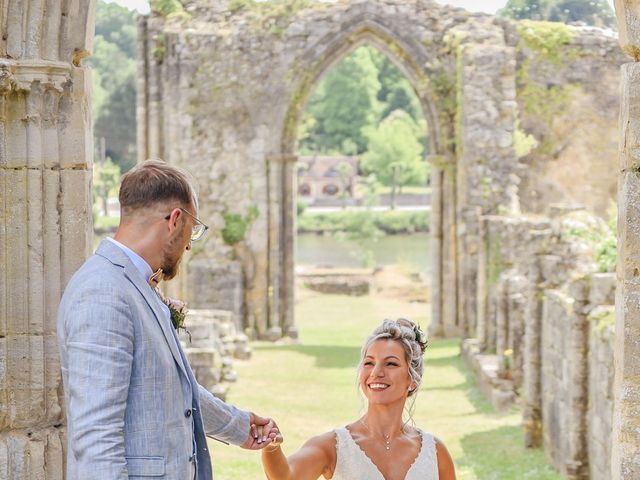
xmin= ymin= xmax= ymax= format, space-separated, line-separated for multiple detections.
xmin=185 ymin=260 xmax=244 ymax=331
xmin=615 ymin=0 xmax=640 ymax=60
xmin=589 ymin=273 xmax=616 ymax=307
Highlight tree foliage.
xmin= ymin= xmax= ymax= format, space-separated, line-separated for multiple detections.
xmin=86 ymin=0 xmax=137 ymax=173
xmin=93 ymin=157 xmax=122 ymax=217
xmin=361 ymin=110 xmax=427 ymax=209
xmin=500 ymin=0 xmax=615 ymax=28
xmin=298 ymin=46 xmax=428 ymax=156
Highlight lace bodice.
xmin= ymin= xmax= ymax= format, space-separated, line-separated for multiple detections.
xmin=332 ymin=427 xmax=438 ymax=480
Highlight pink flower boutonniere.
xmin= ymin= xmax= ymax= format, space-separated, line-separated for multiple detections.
xmin=155 ymin=288 xmax=191 ymax=341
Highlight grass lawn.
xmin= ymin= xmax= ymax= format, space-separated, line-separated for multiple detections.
xmin=210 ymin=289 xmax=561 ymax=480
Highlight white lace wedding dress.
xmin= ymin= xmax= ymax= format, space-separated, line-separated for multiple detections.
xmin=332 ymin=427 xmax=439 ymax=479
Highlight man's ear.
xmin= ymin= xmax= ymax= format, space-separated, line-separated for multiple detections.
xmin=166 ymin=207 xmax=182 ymax=233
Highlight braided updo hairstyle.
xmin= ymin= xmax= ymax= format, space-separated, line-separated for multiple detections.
xmin=358 ymin=318 xmax=428 ymax=398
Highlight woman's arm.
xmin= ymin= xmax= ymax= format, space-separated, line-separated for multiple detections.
xmin=435 ymin=437 xmax=456 ymax=480
xmin=262 ymin=432 xmax=336 ymax=480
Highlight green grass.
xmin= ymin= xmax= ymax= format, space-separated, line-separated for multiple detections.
xmin=210 ymin=290 xmax=561 ymax=480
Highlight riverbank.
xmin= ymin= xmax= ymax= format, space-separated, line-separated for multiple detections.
xmin=298 ymin=209 xmax=430 ymax=234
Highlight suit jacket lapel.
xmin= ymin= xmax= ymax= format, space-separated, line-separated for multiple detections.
xmin=96 ymin=240 xmax=189 ymax=380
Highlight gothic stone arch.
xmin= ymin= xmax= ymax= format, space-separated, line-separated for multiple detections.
xmin=139 ymin=0 xmax=520 ymax=341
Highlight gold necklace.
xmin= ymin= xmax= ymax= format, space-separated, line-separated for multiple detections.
xmin=360 ymin=419 xmax=404 ymax=452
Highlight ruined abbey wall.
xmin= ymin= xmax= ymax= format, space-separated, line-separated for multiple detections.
xmin=0 ymin=1 xmax=96 ymax=477
xmin=2 ymin=1 xmax=640 ymax=478
xmin=139 ymin=1 xmax=624 ymax=344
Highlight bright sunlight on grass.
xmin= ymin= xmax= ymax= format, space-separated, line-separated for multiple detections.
xmin=211 ymin=289 xmax=561 ymax=480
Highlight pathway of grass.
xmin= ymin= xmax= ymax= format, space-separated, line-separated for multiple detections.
xmin=211 ymin=290 xmax=561 ymax=480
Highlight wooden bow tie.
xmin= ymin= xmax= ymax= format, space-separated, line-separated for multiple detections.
xmin=149 ymin=268 xmax=164 ymax=287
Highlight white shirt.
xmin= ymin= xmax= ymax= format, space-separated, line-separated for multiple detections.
xmin=105 ymin=237 xmax=171 ymax=321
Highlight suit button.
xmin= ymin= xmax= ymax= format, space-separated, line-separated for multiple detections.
xmin=185 ymin=408 xmax=192 ymax=418
xmin=189 ymin=455 xmax=194 ymax=462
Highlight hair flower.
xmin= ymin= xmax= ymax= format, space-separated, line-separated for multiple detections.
xmin=413 ymin=324 xmax=428 ymax=352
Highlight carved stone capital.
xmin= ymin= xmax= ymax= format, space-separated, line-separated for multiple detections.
xmin=615 ymin=0 xmax=640 ymax=60
xmin=0 ymin=60 xmax=72 ymax=93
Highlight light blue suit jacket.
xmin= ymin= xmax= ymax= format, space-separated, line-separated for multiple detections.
xmin=57 ymin=240 xmax=250 ymax=479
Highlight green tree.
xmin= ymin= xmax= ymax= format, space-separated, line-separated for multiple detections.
xmin=548 ymin=0 xmax=615 ymax=27
xmin=500 ymin=0 xmax=615 ymax=27
xmin=500 ymin=0 xmax=552 ymax=21
xmin=336 ymin=161 xmax=354 ymax=210
xmin=86 ymin=0 xmax=137 ymax=173
xmin=93 ymin=157 xmax=122 ymax=217
xmin=362 ymin=110 xmax=427 ymax=210
xmin=300 ymin=46 xmax=381 ymax=154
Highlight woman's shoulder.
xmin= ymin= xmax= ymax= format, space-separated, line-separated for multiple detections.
xmin=299 ymin=430 xmax=339 ymax=455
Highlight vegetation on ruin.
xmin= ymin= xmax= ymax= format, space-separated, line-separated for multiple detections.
xmin=515 ymin=21 xmax=578 ymax=156
xmin=222 ymin=207 xmax=260 ymax=245
xmin=564 ymin=206 xmax=617 ymax=273
xmin=590 ymin=307 xmax=615 ymax=335
xmin=518 ymin=20 xmax=575 ymax=66
xmin=217 ymin=289 xmax=563 ymax=479
xmin=150 ymin=0 xmax=185 ymax=17
xmin=500 ymin=0 xmax=615 ymax=28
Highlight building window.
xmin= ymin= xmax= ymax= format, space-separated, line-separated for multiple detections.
xmin=323 ymin=184 xmax=339 ymax=196
xmin=299 ymin=183 xmax=311 ymax=196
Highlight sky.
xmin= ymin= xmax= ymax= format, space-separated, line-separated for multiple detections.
xmin=106 ymin=0 xmax=617 ymax=16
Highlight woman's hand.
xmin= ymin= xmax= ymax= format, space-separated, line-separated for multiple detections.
xmin=242 ymin=413 xmax=280 ymax=450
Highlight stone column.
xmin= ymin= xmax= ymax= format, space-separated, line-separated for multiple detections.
xmin=281 ymin=155 xmax=299 ymax=340
xmin=428 ymin=159 xmax=444 ymax=338
xmin=0 ymin=2 xmax=95 ymax=478
xmin=613 ymin=3 xmax=640 ymax=478
xmin=264 ymin=154 xmax=300 ymax=340
xmin=266 ymin=155 xmax=283 ymax=339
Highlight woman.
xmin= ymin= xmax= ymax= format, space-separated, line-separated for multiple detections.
xmin=261 ymin=318 xmax=456 ymax=480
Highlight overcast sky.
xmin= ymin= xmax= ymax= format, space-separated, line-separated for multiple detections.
xmin=106 ymin=0 xmax=617 ymax=16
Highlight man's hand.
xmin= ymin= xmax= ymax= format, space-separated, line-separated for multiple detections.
xmin=241 ymin=413 xmax=282 ymax=450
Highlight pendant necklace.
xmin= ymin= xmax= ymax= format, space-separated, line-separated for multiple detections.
xmin=360 ymin=418 xmax=402 ymax=452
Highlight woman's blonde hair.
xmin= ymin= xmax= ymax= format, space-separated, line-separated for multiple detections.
xmin=358 ymin=318 xmax=428 ymax=397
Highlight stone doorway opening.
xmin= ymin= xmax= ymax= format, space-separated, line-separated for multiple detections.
xmin=274 ymin=25 xmax=443 ymax=341
xmin=290 ymin=41 xmax=434 ymax=327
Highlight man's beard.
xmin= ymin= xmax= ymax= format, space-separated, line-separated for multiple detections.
xmin=160 ymin=226 xmax=185 ymax=280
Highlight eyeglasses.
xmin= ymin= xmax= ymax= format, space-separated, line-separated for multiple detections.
xmin=164 ymin=207 xmax=209 ymax=242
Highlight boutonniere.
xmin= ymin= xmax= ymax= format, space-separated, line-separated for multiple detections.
xmin=154 ymin=287 xmax=191 ymax=342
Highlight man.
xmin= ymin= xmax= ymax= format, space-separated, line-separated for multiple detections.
xmin=58 ymin=160 xmax=277 ymax=479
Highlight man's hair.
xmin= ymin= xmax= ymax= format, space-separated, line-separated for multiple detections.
xmin=118 ymin=160 xmax=196 ymax=215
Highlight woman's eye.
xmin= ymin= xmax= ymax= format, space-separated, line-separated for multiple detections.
xmin=364 ymin=361 xmax=374 ymax=366
xmin=387 ymin=362 xmax=399 ymax=367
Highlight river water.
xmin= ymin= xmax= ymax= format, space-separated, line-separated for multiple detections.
xmin=296 ymin=232 xmax=432 ymax=276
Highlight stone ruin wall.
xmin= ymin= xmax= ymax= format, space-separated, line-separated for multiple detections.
xmin=140 ymin=0 xmax=522 ymax=340
xmin=140 ymin=1 xmax=624 ymax=345
xmin=0 ymin=1 xmax=96 ymax=477
xmin=515 ymin=26 xmax=625 ymax=218
xmin=463 ymin=210 xmax=616 ymax=479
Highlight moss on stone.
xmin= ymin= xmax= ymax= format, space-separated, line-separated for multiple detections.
xmin=517 ymin=20 xmax=575 ymax=66
xmin=150 ymin=0 xmax=186 ymax=17
xmin=487 ymin=239 xmax=503 ymax=287
xmin=515 ymin=21 xmax=581 ymax=157
xmin=590 ymin=308 xmax=615 ymax=335
xmin=222 ymin=207 xmax=259 ymax=245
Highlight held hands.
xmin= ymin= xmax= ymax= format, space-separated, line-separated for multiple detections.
xmin=241 ymin=413 xmax=283 ymax=451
